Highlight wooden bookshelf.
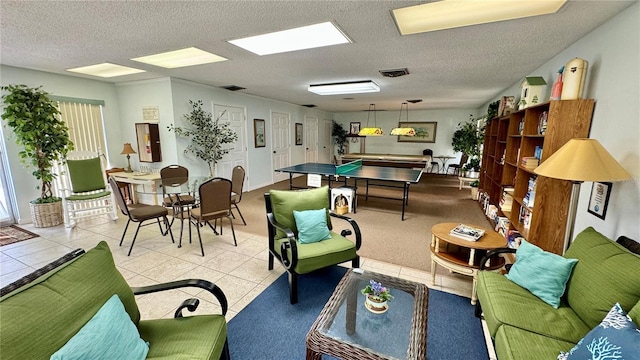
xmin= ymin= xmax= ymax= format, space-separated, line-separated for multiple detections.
xmin=479 ymin=99 xmax=594 ymax=254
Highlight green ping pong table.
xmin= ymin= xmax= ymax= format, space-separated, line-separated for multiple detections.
xmin=275 ymin=160 xmax=423 ymax=220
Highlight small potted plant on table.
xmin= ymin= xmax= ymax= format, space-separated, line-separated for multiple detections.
xmin=362 ymin=279 xmax=393 ymax=314
xmin=470 ymin=180 xmax=480 ymax=200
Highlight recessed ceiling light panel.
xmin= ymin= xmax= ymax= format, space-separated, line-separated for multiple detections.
xmin=392 ymin=0 xmax=567 ymax=35
xmin=66 ymin=63 xmax=145 ymax=77
xmin=228 ymin=21 xmax=351 ymax=56
xmin=131 ymin=47 xmax=227 ymax=68
xmin=308 ymin=81 xmax=380 ymax=96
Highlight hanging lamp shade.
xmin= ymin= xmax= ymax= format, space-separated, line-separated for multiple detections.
xmin=359 ymin=104 xmax=383 ymax=136
xmin=391 ymin=102 xmax=415 ymax=136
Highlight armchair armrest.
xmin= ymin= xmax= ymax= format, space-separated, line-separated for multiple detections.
xmin=329 ymin=212 xmax=362 ymax=250
xmin=479 ymin=248 xmax=516 ymax=271
xmin=266 ymin=212 xmax=298 ymax=270
xmin=131 ymin=279 xmax=228 ymax=317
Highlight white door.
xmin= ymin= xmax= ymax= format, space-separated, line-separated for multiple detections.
xmin=320 ymin=119 xmax=332 ymax=163
xmin=272 ymin=111 xmax=291 ymax=183
xmin=213 ymin=104 xmax=247 ymax=180
xmin=0 ymin=145 xmax=15 ymax=226
xmin=304 ymin=116 xmax=318 ymax=163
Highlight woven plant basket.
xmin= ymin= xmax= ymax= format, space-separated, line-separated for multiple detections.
xmin=29 ymin=201 xmax=63 ymax=228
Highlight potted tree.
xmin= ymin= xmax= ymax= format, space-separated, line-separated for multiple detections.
xmin=331 ymin=121 xmax=348 ymax=157
xmin=451 ymin=116 xmax=484 ymax=172
xmin=1 ymin=84 xmax=74 ymax=227
xmin=168 ymin=100 xmax=238 ymax=176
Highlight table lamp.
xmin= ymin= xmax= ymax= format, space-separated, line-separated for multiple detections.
xmin=120 ymin=143 xmax=137 ymax=173
xmin=533 ymin=138 xmax=631 ymax=253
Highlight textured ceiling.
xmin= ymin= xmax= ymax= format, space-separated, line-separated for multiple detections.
xmin=0 ymin=0 xmax=634 ymax=112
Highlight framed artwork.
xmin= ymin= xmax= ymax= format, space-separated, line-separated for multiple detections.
xmin=397 ymin=122 xmax=437 ymax=143
xmin=587 ymin=182 xmax=612 ymax=220
xmin=295 ymin=123 xmax=303 ymax=145
xmin=253 ymin=119 xmax=265 ymax=148
xmin=349 ymin=122 xmax=361 ymax=135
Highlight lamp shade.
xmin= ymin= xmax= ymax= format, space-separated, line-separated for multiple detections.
xmin=359 ymin=127 xmax=384 ymax=136
xmin=120 ymin=143 xmax=137 ymax=155
xmin=390 ymin=127 xmax=416 ymax=136
xmin=533 ymin=138 xmax=631 ymax=182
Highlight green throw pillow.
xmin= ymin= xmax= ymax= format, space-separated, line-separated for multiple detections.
xmin=505 ymin=239 xmax=578 ymax=308
xmin=293 ymin=208 xmax=332 ymax=244
xmin=50 ymin=294 xmax=149 ymax=360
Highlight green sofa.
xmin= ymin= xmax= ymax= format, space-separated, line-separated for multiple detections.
xmin=476 ymin=227 xmax=640 ymax=359
xmin=0 ymin=241 xmax=229 ymax=359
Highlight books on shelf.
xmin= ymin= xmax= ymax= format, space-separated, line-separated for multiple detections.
xmin=507 ymin=230 xmax=523 ymax=249
xmin=523 ymin=176 xmax=537 ymax=208
xmin=500 ymin=187 xmax=514 ymax=212
xmin=449 ymin=224 xmax=486 ymax=241
xmin=520 ymin=156 xmax=539 ymax=170
xmin=534 ymin=146 xmax=543 ymax=160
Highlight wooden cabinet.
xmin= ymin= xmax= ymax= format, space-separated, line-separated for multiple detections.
xmin=479 ymin=99 xmax=594 ymax=254
xmin=135 ymin=123 xmax=162 ymax=162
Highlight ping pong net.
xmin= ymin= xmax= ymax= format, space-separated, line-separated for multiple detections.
xmin=336 ymin=159 xmax=362 ymax=175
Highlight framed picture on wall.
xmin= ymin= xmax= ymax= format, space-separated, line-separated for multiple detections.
xmin=587 ymin=181 xmax=612 ymax=220
xmin=254 ymin=119 xmax=265 ymax=148
xmin=349 ymin=122 xmax=361 ymax=135
xmin=397 ymin=122 xmax=437 ymax=143
xmin=295 ymin=123 xmax=303 ymax=145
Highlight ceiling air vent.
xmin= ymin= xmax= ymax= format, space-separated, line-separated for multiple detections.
xmin=221 ymin=85 xmax=246 ymax=91
xmin=302 ymin=104 xmax=317 ymax=108
xmin=379 ymin=68 xmax=409 ymax=78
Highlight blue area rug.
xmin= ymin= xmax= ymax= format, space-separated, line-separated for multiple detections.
xmin=228 ymin=266 xmax=488 ymax=359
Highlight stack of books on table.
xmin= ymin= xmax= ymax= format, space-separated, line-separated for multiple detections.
xmin=520 ymin=157 xmax=539 ymax=170
xmin=449 ymin=224 xmax=486 ymax=241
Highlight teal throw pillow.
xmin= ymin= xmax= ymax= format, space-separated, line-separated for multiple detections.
xmin=50 ymin=294 xmax=149 ymax=360
xmin=558 ymin=303 xmax=640 ymax=360
xmin=293 ymin=208 xmax=332 ymax=244
xmin=505 ymin=239 xmax=578 ymax=308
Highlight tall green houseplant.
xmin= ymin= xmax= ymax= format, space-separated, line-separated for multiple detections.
xmin=451 ymin=116 xmax=484 ymax=166
xmin=1 ymin=84 xmax=74 ymax=227
xmin=168 ymin=100 xmax=238 ymax=176
xmin=332 ymin=121 xmax=348 ymax=156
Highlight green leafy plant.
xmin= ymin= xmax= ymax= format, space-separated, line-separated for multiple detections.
xmin=470 ymin=180 xmax=479 ymax=188
xmin=361 ymin=279 xmax=393 ymax=302
xmin=1 ymin=84 xmax=74 ymax=203
xmin=332 ymin=121 xmax=348 ymax=156
xmin=463 ymin=157 xmax=481 ymax=172
xmin=452 ymin=115 xmax=485 ymax=167
xmin=168 ymin=100 xmax=238 ymax=176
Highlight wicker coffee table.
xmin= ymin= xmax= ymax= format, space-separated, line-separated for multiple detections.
xmin=306 ymin=269 xmax=428 ymax=360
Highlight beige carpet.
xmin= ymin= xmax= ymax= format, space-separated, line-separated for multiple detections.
xmin=231 ymin=174 xmax=492 ymax=272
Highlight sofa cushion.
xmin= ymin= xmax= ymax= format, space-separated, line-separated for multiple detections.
xmin=293 ymin=208 xmax=332 ymax=244
xmin=505 ymin=239 xmax=578 ymax=308
xmin=477 ymin=271 xmax=590 ymax=343
xmin=269 ymin=186 xmax=332 ymax=240
xmin=139 ymin=315 xmax=227 ymax=360
xmin=275 ymin=231 xmax=357 ymax=274
xmin=494 ymin=324 xmax=576 ymax=360
xmin=0 ymin=241 xmax=139 ymax=359
xmin=558 ymin=303 xmax=640 ymax=360
xmin=51 ymin=294 xmax=149 ymax=360
xmin=564 ymin=227 xmax=640 ymax=328
xmin=629 ymin=300 xmax=640 ymax=325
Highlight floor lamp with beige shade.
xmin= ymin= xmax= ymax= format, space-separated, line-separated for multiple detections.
xmin=533 ymin=138 xmax=632 ymax=254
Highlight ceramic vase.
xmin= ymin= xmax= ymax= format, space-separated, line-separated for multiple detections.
xmin=365 ymin=294 xmax=389 ymax=314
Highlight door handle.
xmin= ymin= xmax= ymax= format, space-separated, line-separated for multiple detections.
xmin=273 ymin=151 xmax=276 ymax=154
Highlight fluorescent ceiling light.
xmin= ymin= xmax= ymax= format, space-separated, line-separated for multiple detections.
xmin=228 ymin=21 xmax=351 ymax=56
xmin=66 ymin=63 xmax=145 ymax=77
xmin=392 ymin=0 xmax=567 ymax=35
xmin=308 ymin=81 xmax=380 ymax=96
xmin=131 ymin=47 xmax=227 ymax=68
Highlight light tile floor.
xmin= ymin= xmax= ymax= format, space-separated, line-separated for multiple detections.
xmin=1 ymin=215 xmax=488 ymax=350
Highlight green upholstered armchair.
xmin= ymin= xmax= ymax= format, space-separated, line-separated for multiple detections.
xmin=264 ymin=186 xmax=361 ymax=304
xmin=0 ymin=241 xmax=229 ymax=360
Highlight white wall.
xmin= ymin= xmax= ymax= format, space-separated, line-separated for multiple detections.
xmin=481 ymin=3 xmax=640 ymax=242
xmin=334 ymin=108 xmax=480 ymax=164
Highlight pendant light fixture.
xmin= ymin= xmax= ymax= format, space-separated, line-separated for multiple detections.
xmin=358 ymin=104 xmax=383 ymax=136
xmin=391 ymin=102 xmax=416 ymax=136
